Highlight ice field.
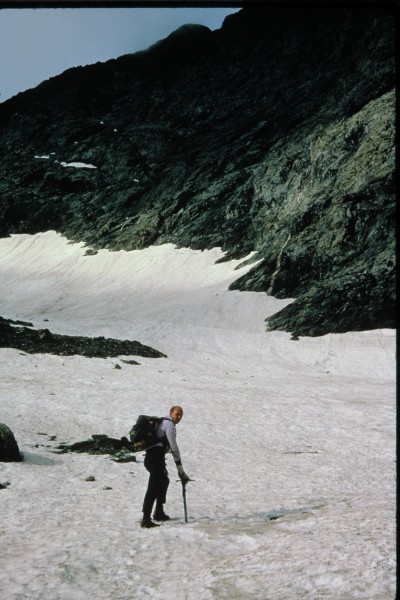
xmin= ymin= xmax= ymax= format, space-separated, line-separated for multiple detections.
xmin=0 ymin=231 xmax=396 ymax=599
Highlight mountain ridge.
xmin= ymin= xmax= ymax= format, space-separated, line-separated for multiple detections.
xmin=0 ymin=6 xmax=395 ymax=336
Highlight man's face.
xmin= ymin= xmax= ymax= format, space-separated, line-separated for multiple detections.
xmin=170 ymin=408 xmax=183 ymax=424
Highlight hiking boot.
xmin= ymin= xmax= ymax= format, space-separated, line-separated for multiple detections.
xmin=140 ymin=518 xmax=160 ymax=529
xmin=153 ymin=509 xmax=170 ymax=521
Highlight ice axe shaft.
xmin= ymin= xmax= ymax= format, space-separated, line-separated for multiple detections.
xmin=176 ymin=479 xmax=194 ymax=523
xmin=182 ymin=481 xmax=188 ymax=523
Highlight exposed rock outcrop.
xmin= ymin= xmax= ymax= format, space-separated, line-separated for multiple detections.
xmin=0 ymin=423 xmax=22 ymax=462
xmin=0 ymin=316 xmax=166 ymax=358
xmin=0 ymin=6 xmax=395 ymax=336
xmin=57 ymin=434 xmax=136 ymax=461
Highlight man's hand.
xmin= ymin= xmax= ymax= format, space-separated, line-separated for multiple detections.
xmin=176 ymin=462 xmax=190 ymax=483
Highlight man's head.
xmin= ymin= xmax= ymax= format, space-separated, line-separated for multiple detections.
xmin=170 ymin=406 xmax=183 ymax=424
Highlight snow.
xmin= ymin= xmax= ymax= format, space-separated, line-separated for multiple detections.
xmin=0 ymin=231 xmax=396 ymax=599
xmin=60 ymin=162 xmax=97 ymax=169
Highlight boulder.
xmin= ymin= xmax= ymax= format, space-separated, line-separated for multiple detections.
xmin=0 ymin=423 xmax=22 ymax=462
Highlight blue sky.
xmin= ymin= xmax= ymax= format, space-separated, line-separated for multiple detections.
xmin=0 ymin=7 xmax=240 ymax=103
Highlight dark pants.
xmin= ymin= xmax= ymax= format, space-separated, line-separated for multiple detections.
xmin=142 ymin=446 xmax=170 ymax=518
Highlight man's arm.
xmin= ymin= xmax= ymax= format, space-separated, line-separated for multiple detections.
xmin=163 ymin=419 xmax=181 ymax=463
xmin=164 ymin=419 xmax=190 ymax=482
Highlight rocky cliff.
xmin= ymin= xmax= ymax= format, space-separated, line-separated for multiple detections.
xmin=0 ymin=6 xmax=395 ymax=336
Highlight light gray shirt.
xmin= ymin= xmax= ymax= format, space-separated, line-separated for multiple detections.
xmin=152 ymin=415 xmax=181 ymax=463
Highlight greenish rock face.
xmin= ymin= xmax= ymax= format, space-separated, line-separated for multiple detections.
xmin=231 ymin=89 xmax=395 ymax=335
xmin=0 ymin=7 xmax=395 ymax=336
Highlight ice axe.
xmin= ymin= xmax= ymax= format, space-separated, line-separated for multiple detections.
xmin=182 ymin=480 xmax=189 ymax=523
xmin=177 ymin=478 xmax=194 ymax=523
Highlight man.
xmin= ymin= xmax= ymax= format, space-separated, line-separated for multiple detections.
xmin=141 ymin=405 xmax=190 ymax=528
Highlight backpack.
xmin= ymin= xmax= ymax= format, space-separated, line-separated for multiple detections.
xmin=129 ymin=415 xmax=166 ymax=452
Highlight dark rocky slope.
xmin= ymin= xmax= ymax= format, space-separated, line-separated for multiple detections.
xmin=0 ymin=316 xmax=166 ymax=358
xmin=0 ymin=6 xmax=395 ymax=337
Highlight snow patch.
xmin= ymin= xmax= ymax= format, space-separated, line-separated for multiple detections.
xmin=60 ymin=162 xmax=97 ymax=169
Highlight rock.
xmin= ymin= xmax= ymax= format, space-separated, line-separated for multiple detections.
xmin=0 ymin=423 xmax=22 ymax=462
xmin=39 ymin=328 xmax=53 ymax=342
xmin=0 ymin=316 xmax=166 ymax=358
xmin=85 ymin=476 xmax=96 ymax=482
xmin=58 ymin=434 xmax=135 ymax=456
xmin=0 ymin=7 xmax=395 ymax=337
xmin=112 ymin=455 xmax=137 ymax=463
xmin=121 ymin=359 xmax=140 ymax=366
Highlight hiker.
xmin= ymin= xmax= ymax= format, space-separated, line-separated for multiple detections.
xmin=141 ymin=405 xmax=190 ymax=528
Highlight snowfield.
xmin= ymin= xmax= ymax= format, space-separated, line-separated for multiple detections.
xmin=0 ymin=231 xmax=396 ymax=599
